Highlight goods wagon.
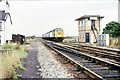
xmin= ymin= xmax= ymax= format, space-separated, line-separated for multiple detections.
xmin=12 ymin=34 xmax=25 ymax=44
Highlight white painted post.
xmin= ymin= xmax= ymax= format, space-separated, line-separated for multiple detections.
xmin=105 ymin=34 xmax=109 ymax=46
xmin=90 ymin=34 xmax=94 ymax=45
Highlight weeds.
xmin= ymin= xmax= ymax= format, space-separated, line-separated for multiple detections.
xmin=2 ymin=43 xmax=18 ymax=50
xmin=12 ymin=62 xmax=26 ymax=78
xmin=0 ymin=43 xmax=29 ymax=79
xmin=12 ymin=69 xmax=22 ymax=79
xmin=16 ymin=62 xmax=26 ymax=71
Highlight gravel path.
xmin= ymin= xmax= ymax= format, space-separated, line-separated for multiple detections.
xmin=17 ymin=41 xmax=73 ymax=78
xmin=37 ymin=42 xmax=74 ymax=78
xmin=17 ymin=43 xmax=42 ymax=78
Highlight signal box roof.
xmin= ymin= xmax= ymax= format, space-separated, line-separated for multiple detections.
xmin=75 ymin=15 xmax=104 ymax=21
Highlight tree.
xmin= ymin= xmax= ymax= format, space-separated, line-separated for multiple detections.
xmin=30 ymin=35 xmax=35 ymax=39
xmin=102 ymin=21 xmax=120 ymax=38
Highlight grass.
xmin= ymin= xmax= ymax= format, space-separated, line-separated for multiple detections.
xmin=110 ymin=37 xmax=120 ymax=48
xmin=0 ymin=43 xmax=30 ymax=78
xmin=63 ymin=37 xmax=78 ymax=43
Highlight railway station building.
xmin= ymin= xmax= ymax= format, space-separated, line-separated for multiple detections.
xmin=75 ymin=15 xmax=104 ymax=44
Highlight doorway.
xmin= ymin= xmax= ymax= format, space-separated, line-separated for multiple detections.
xmin=86 ymin=33 xmax=90 ymax=43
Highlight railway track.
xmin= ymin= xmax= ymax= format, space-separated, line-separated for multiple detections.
xmin=42 ymin=41 xmax=120 ymax=80
xmin=62 ymin=43 xmax=120 ymax=65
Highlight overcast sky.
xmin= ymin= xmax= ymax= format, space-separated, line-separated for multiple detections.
xmin=7 ymin=0 xmax=118 ymax=37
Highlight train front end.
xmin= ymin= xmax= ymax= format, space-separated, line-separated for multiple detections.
xmin=54 ymin=28 xmax=64 ymax=42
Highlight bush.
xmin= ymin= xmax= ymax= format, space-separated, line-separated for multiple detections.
xmin=2 ymin=43 xmax=20 ymax=50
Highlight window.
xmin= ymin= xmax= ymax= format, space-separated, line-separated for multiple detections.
xmin=91 ymin=20 xmax=95 ymax=30
xmin=83 ymin=19 xmax=86 ymax=27
xmin=79 ymin=21 xmax=82 ymax=27
xmin=0 ymin=22 xmax=1 ymax=29
xmin=0 ymin=36 xmax=1 ymax=44
xmin=88 ymin=21 xmax=91 ymax=27
xmin=81 ymin=20 xmax=83 ymax=27
xmin=83 ymin=34 xmax=84 ymax=38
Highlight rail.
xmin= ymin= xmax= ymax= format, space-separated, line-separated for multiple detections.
xmin=62 ymin=43 xmax=120 ymax=63
xmin=42 ymin=41 xmax=120 ymax=80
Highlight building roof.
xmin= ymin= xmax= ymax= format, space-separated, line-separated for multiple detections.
xmin=75 ymin=15 xmax=104 ymax=21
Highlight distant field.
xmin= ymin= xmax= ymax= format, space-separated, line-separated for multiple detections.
xmin=63 ymin=37 xmax=78 ymax=43
xmin=63 ymin=37 xmax=120 ymax=49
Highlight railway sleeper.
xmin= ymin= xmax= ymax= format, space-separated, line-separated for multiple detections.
xmin=83 ymin=63 xmax=99 ymax=67
xmin=61 ymin=56 xmax=71 ymax=64
xmin=114 ymin=57 xmax=120 ymax=62
xmin=90 ymin=67 xmax=109 ymax=71
xmin=75 ymin=66 xmax=84 ymax=72
xmin=69 ymin=45 xmax=120 ymax=69
xmin=79 ymin=59 xmax=93 ymax=63
xmin=105 ymin=77 xmax=120 ymax=80
xmin=63 ymin=46 xmax=118 ymax=68
xmin=49 ymin=42 xmax=120 ymax=79
xmin=83 ymin=70 xmax=103 ymax=80
xmin=95 ymin=70 xmax=120 ymax=75
xmin=71 ymin=44 xmax=119 ymax=59
xmin=101 ymin=74 xmax=120 ymax=79
xmin=85 ymin=64 xmax=101 ymax=69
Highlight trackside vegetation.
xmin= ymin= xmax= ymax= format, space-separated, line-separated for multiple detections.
xmin=102 ymin=21 xmax=120 ymax=48
xmin=0 ymin=43 xmax=29 ymax=79
xmin=103 ymin=21 xmax=120 ymax=38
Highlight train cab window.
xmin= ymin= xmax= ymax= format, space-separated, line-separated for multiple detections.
xmin=55 ymin=29 xmax=58 ymax=32
xmin=60 ymin=29 xmax=63 ymax=31
xmin=55 ymin=28 xmax=63 ymax=32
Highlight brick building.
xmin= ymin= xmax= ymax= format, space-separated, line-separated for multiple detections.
xmin=75 ymin=15 xmax=104 ymax=44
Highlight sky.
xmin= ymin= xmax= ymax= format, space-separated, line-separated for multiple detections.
xmin=7 ymin=0 xmax=118 ymax=37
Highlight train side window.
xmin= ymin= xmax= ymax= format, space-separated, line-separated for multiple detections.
xmin=0 ymin=22 xmax=2 ymax=31
xmin=0 ymin=35 xmax=1 ymax=44
xmin=55 ymin=29 xmax=57 ymax=32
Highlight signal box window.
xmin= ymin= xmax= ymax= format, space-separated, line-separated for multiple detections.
xmin=91 ymin=20 xmax=95 ymax=30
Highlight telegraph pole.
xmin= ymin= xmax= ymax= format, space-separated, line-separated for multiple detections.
xmin=118 ymin=0 xmax=120 ymax=23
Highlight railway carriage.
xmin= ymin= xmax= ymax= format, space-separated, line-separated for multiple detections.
xmin=42 ymin=28 xmax=64 ymax=42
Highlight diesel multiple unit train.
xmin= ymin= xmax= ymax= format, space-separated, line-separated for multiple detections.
xmin=42 ymin=28 xmax=64 ymax=42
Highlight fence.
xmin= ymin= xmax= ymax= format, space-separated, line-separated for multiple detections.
xmin=97 ymin=34 xmax=109 ymax=47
